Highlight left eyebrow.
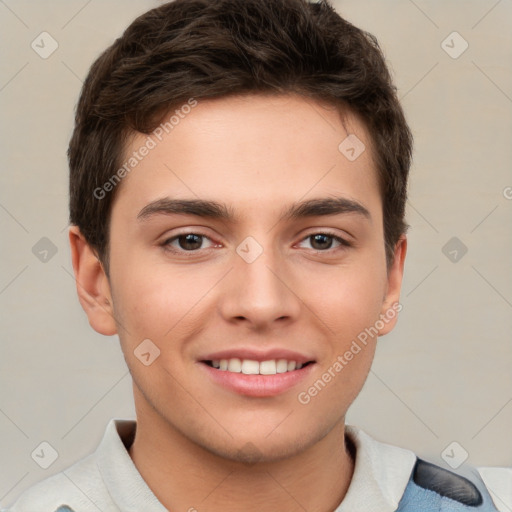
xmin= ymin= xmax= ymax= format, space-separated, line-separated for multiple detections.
xmin=281 ymin=197 xmax=371 ymax=223
xmin=136 ymin=196 xmax=371 ymax=223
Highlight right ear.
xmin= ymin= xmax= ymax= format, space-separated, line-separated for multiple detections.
xmin=68 ymin=226 xmax=117 ymax=336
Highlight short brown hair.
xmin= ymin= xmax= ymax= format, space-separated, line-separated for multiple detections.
xmin=69 ymin=0 xmax=412 ymax=273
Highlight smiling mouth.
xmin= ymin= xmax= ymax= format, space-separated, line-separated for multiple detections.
xmin=202 ymin=358 xmax=315 ymax=375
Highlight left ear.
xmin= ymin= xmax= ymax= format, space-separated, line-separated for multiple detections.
xmin=377 ymin=234 xmax=407 ymax=336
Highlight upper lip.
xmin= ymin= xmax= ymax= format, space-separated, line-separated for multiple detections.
xmin=200 ymin=348 xmax=315 ymax=365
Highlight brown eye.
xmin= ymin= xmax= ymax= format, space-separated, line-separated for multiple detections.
xmin=298 ymin=232 xmax=351 ymax=252
xmin=162 ymin=232 xmax=215 ymax=253
xmin=176 ymin=233 xmax=203 ymax=251
xmin=310 ymin=234 xmax=334 ymax=250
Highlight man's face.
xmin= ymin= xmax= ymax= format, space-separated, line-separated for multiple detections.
xmin=91 ymin=94 xmax=404 ymax=461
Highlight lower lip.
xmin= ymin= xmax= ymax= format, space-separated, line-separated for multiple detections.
xmin=199 ymin=362 xmax=315 ymax=397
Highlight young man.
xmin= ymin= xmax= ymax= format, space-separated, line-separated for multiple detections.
xmin=4 ymin=0 xmax=510 ymax=511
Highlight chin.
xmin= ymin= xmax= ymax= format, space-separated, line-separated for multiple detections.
xmin=205 ymin=439 xmax=306 ymax=465
xmin=193 ymin=423 xmax=330 ymax=466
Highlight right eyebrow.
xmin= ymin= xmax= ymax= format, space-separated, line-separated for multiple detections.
xmin=137 ymin=198 xmax=234 ymax=222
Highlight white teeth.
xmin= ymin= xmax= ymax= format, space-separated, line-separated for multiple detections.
xmin=227 ymin=358 xmax=242 ymax=373
xmin=259 ymin=360 xmax=277 ymax=375
xmin=276 ymin=359 xmax=288 ymax=373
xmin=211 ymin=358 xmax=307 ymax=375
xmin=241 ymin=359 xmax=260 ymax=374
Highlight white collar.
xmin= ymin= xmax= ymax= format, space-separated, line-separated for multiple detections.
xmin=97 ymin=419 xmax=416 ymax=511
xmin=96 ymin=418 xmax=168 ymax=511
xmin=335 ymin=425 xmax=416 ymax=511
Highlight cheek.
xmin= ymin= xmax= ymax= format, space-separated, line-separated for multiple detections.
xmin=297 ymin=277 xmax=382 ymax=416
xmin=303 ymin=259 xmax=387 ymax=341
xmin=110 ymin=260 xmax=218 ymax=349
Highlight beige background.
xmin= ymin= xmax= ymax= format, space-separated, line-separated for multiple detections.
xmin=1 ymin=0 xmax=511 ymax=505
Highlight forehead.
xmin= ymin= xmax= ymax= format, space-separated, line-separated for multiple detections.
xmin=113 ymin=93 xmax=381 ymax=223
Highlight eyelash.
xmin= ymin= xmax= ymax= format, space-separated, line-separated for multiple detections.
xmin=160 ymin=231 xmax=352 ymax=255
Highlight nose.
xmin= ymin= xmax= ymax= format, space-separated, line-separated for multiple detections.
xmin=218 ymin=241 xmax=301 ymax=330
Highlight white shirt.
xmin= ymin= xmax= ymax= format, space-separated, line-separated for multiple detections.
xmin=3 ymin=419 xmax=511 ymax=512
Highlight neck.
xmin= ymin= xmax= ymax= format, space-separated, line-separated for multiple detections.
xmin=129 ymin=394 xmax=355 ymax=512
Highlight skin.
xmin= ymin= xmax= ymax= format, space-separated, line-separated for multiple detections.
xmin=69 ymin=93 xmax=406 ymax=511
